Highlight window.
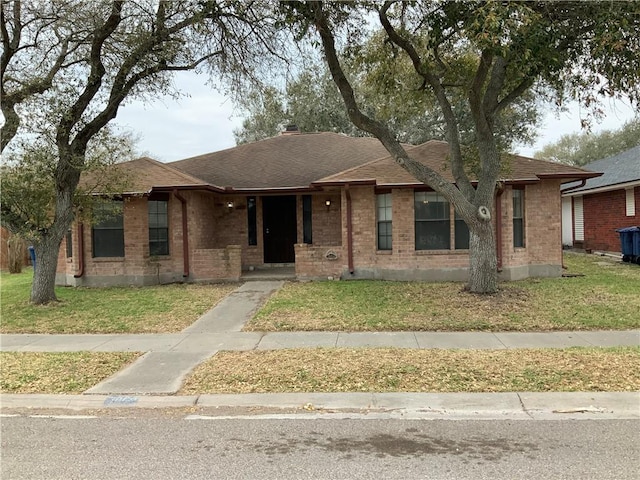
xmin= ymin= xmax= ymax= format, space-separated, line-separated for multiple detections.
xmin=454 ymin=210 xmax=470 ymax=250
xmin=626 ymin=188 xmax=636 ymax=217
xmin=247 ymin=196 xmax=257 ymax=246
xmin=92 ymin=200 xmax=124 ymax=257
xmin=377 ymin=193 xmax=392 ymax=250
xmin=302 ymin=195 xmax=313 ymax=244
xmin=513 ymin=188 xmax=525 ymax=247
xmin=415 ymin=192 xmax=450 ymax=250
xmin=65 ymin=229 xmax=73 ymax=258
xmin=148 ymin=199 xmax=169 ymax=256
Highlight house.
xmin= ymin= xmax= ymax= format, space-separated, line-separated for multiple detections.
xmin=562 ymin=145 xmax=640 ymax=253
xmin=56 ymin=132 xmax=597 ymax=287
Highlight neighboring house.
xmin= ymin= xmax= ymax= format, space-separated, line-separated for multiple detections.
xmin=561 ymin=145 xmax=640 ymax=253
xmin=56 ymin=131 xmax=597 ymax=287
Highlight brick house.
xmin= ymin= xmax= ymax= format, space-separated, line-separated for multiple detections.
xmin=56 ymin=132 xmax=596 ymax=286
xmin=562 ymin=145 xmax=640 ymax=253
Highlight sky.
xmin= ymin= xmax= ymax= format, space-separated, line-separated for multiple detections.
xmin=112 ymin=71 xmax=638 ymax=163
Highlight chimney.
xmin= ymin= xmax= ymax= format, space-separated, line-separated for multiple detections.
xmin=281 ymin=124 xmax=300 ymax=135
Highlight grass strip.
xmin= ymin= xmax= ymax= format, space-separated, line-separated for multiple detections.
xmin=180 ymin=347 xmax=640 ymax=394
xmin=247 ymin=253 xmax=640 ymax=332
xmin=0 ymin=268 xmax=237 ymax=334
xmin=0 ymin=352 xmax=140 ymax=394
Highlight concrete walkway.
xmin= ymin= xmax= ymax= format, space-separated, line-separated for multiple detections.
xmin=2 ymin=330 xmax=639 ymax=353
xmin=1 ymin=279 xmax=638 ymax=398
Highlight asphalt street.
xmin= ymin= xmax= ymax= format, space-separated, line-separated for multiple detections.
xmin=2 ymin=412 xmax=639 ymax=479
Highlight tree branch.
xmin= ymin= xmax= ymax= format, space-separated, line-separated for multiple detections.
xmin=378 ymin=1 xmax=475 ymax=202
xmin=309 ymin=1 xmax=468 ymax=211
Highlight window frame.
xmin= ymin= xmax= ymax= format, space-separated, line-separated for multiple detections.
xmin=247 ymin=196 xmax=257 ymax=246
xmin=302 ymin=195 xmax=313 ymax=244
xmin=148 ymin=197 xmax=169 ymax=256
xmin=415 ymin=192 xmax=450 ymax=250
xmin=65 ymin=229 xmax=73 ymax=258
xmin=376 ymin=193 xmax=392 ymax=251
xmin=92 ymin=200 xmax=124 ymax=258
xmin=512 ymin=187 xmax=525 ymax=248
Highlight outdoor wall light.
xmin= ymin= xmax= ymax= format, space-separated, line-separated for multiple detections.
xmin=226 ymin=201 xmax=234 ymax=210
xmin=325 ymin=199 xmax=332 ymax=209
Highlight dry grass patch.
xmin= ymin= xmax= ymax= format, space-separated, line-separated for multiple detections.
xmin=247 ymin=253 xmax=640 ymax=332
xmin=0 ymin=352 xmax=140 ymax=394
xmin=1 ymin=268 xmax=237 ymax=333
xmin=180 ymin=347 xmax=640 ymax=394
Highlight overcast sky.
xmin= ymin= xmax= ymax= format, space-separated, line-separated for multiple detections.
xmin=112 ymin=71 xmax=637 ymax=163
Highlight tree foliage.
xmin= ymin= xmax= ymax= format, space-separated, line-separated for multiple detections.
xmin=282 ymin=0 xmax=640 ymax=293
xmin=235 ymin=36 xmax=541 ymax=148
xmin=535 ymin=117 xmax=640 ymax=165
xmin=1 ymin=0 xmax=284 ymax=304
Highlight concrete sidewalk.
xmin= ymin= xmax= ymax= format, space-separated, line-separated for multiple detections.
xmin=1 ymin=279 xmax=638 ymax=398
xmin=2 ymin=330 xmax=639 ymax=353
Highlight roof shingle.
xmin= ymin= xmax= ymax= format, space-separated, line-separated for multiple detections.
xmin=168 ymin=132 xmax=391 ymax=189
xmin=313 ymin=140 xmax=597 ymax=186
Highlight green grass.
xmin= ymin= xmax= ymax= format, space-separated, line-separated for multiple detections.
xmin=0 ymin=352 xmax=140 ymax=394
xmin=247 ymin=252 xmax=640 ymax=332
xmin=180 ymin=346 xmax=640 ymax=394
xmin=0 ymin=268 xmax=237 ymax=333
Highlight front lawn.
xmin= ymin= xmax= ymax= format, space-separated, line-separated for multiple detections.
xmin=180 ymin=346 xmax=640 ymax=394
xmin=0 ymin=268 xmax=237 ymax=333
xmin=246 ymin=253 xmax=640 ymax=332
xmin=0 ymin=352 xmax=140 ymax=394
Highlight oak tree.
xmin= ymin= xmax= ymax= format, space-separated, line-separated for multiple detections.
xmin=286 ymin=0 xmax=640 ymax=293
xmin=1 ymin=0 xmax=283 ymax=304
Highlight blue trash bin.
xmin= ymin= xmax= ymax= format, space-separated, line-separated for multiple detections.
xmin=616 ymin=226 xmax=640 ymax=263
xmin=28 ymin=246 xmax=36 ymax=270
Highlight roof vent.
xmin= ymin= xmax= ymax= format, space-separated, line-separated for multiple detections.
xmin=281 ymin=124 xmax=300 ymax=135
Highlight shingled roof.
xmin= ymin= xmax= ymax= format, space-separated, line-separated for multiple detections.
xmin=313 ymin=140 xmax=597 ymax=187
xmin=564 ymin=145 xmax=640 ymax=193
xmin=168 ymin=132 xmax=390 ymax=190
xmin=113 ymin=157 xmax=210 ymax=194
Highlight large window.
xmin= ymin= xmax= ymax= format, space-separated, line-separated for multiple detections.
xmin=513 ymin=188 xmax=525 ymax=247
xmin=454 ymin=210 xmax=470 ymax=250
xmin=415 ymin=192 xmax=450 ymax=250
xmin=92 ymin=200 xmax=124 ymax=257
xmin=302 ymin=195 xmax=312 ymax=244
xmin=377 ymin=193 xmax=392 ymax=250
xmin=148 ymin=198 xmax=169 ymax=256
xmin=247 ymin=196 xmax=257 ymax=246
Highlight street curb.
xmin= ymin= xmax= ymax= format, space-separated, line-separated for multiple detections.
xmin=1 ymin=392 xmax=638 ymax=420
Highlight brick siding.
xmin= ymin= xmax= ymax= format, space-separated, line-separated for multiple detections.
xmin=56 ymin=181 xmax=564 ymax=286
xmin=583 ymin=186 xmax=639 ymax=253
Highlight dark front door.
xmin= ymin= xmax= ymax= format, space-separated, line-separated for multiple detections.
xmin=262 ymin=195 xmax=297 ymax=263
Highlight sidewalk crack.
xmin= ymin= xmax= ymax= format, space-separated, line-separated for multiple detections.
xmin=517 ymin=393 xmax=534 ymax=419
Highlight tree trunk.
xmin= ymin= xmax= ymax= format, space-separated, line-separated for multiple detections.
xmin=468 ymin=219 xmax=498 ymax=294
xmin=29 ymin=187 xmax=75 ymax=305
xmin=29 ymin=233 xmax=64 ymax=304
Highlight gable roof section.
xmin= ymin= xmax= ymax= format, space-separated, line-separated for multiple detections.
xmin=563 ymin=145 xmax=640 ymax=194
xmin=111 ymin=157 xmax=211 ymax=194
xmin=313 ymin=140 xmax=597 ymax=187
xmin=168 ymin=132 xmax=391 ymax=190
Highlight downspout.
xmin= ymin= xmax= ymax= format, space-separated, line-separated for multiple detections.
xmin=345 ymin=184 xmax=354 ymax=274
xmin=173 ymin=189 xmax=190 ymax=278
xmin=73 ymin=223 xmax=85 ymax=278
xmin=495 ymin=191 xmax=503 ymax=272
xmin=560 ymin=179 xmax=587 ymax=194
